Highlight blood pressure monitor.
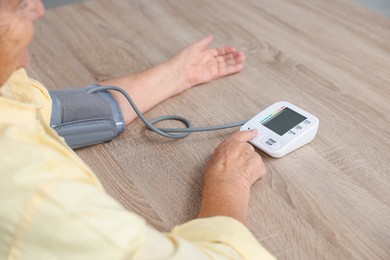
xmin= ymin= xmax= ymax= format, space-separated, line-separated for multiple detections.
xmin=240 ymin=101 xmax=319 ymax=158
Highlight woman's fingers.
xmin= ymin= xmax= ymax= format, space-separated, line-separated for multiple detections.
xmin=231 ymin=129 xmax=259 ymax=142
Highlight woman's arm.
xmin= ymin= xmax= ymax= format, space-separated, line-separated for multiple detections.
xmin=198 ymin=130 xmax=266 ymax=225
xmin=101 ymin=35 xmax=245 ymax=124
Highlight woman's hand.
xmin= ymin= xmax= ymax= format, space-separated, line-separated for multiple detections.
xmin=204 ymin=129 xmax=266 ymax=190
xmin=169 ymin=35 xmax=246 ymax=93
xmin=198 ymin=130 xmax=267 ymax=225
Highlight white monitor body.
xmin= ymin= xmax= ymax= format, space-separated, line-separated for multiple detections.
xmin=240 ymin=101 xmax=319 ymax=158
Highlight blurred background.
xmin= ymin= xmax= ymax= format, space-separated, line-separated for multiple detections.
xmin=43 ymin=0 xmax=390 ymax=17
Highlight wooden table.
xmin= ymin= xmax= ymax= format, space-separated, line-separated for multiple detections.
xmin=28 ymin=0 xmax=390 ymax=259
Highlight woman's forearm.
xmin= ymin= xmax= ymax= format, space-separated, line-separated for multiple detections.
xmin=101 ymin=60 xmax=185 ymax=125
xmin=100 ymin=36 xmax=245 ymax=125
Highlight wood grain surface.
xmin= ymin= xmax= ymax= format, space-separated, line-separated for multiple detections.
xmin=27 ymin=0 xmax=390 ymax=259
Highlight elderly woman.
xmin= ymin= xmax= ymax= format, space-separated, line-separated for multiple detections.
xmin=0 ymin=0 xmax=275 ymax=259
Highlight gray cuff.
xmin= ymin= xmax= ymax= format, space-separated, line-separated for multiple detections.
xmin=49 ymin=84 xmax=126 ymax=149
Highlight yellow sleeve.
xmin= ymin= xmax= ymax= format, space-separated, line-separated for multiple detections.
xmin=135 ymin=216 xmax=276 ymax=259
xmin=0 ymin=69 xmax=275 ymax=259
xmin=0 ymin=122 xmax=145 ymax=259
xmin=170 ymin=217 xmax=276 ymax=259
xmin=0 ymin=125 xmax=274 ymax=259
xmin=0 ymin=128 xmax=274 ymax=259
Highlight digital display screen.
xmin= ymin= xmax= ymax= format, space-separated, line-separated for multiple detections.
xmin=262 ymin=107 xmax=307 ymax=136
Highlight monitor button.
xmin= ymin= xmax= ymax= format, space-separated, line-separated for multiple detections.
xmin=261 ymin=136 xmax=281 ymax=150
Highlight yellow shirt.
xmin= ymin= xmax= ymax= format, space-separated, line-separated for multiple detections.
xmin=0 ymin=69 xmax=275 ymax=260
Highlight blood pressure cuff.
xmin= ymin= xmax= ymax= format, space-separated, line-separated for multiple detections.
xmin=49 ymin=85 xmax=125 ymax=149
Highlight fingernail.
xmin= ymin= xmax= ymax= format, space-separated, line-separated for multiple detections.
xmin=248 ymin=129 xmax=258 ymax=134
